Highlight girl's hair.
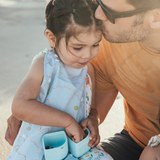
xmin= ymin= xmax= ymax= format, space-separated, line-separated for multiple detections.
xmin=127 ymin=0 xmax=160 ymax=8
xmin=45 ymin=0 xmax=101 ymax=47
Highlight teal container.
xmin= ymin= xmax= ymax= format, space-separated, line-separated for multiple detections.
xmin=68 ymin=128 xmax=91 ymax=158
xmin=42 ymin=131 xmax=68 ymax=160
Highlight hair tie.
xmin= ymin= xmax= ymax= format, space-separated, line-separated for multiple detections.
xmin=73 ymin=9 xmax=76 ymax=13
xmin=52 ymin=0 xmax=55 ymax=5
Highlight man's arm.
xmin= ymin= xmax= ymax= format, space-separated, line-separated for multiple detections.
xmin=96 ymin=90 xmax=118 ymax=124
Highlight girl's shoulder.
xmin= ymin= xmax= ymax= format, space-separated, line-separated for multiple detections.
xmin=32 ymin=49 xmax=59 ymax=64
xmin=32 ymin=49 xmax=47 ymax=64
xmin=43 ymin=49 xmax=60 ymax=62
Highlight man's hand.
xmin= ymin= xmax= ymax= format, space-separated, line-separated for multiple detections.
xmin=5 ymin=115 xmax=22 ymax=145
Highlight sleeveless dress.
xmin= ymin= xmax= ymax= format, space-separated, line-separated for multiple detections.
xmin=7 ymin=49 xmax=113 ymax=160
xmin=7 ymin=49 xmax=92 ymax=160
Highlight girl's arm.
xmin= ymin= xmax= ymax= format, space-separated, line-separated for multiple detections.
xmin=12 ymin=53 xmax=84 ymax=142
xmin=81 ymin=62 xmax=100 ymax=147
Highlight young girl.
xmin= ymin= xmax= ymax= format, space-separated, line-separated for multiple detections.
xmin=6 ymin=0 xmax=113 ymax=159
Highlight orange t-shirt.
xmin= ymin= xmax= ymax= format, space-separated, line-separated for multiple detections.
xmin=91 ymin=37 xmax=160 ymax=148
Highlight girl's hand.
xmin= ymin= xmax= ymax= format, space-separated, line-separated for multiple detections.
xmin=81 ymin=115 xmax=100 ymax=148
xmin=65 ymin=120 xmax=86 ymax=143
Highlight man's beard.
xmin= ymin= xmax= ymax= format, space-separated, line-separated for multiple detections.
xmin=101 ymin=14 xmax=149 ymax=43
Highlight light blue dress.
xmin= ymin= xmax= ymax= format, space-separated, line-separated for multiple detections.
xmin=7 ymin=49 xmax=113 ymax=160
xmin=6 ymin=49 xmax=92 ymax=160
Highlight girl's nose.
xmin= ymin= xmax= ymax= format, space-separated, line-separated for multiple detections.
xmin=81 ymin=49 xmax=91 ymax=59
xmin=95 ymin=6 xmax=108 ymax=21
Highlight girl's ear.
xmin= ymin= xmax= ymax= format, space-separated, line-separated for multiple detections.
xmin=45 ymin=29 xmax=56 ymax=48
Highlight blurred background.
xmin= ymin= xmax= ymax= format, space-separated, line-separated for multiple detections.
xmin=0 ymin=0 xmax=124 ymax=159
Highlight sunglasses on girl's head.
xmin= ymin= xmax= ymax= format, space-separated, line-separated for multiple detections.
xmin=96 ymin=0 xmax=157 ymax=24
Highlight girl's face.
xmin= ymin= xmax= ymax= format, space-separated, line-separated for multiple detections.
xmin=55 ymin=30 xmax=102 ymax=69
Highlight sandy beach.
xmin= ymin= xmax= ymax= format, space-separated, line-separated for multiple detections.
xmin=0 ymin=1 xmax=124 ymax=159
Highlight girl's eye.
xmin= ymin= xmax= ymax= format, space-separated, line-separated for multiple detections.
xmin=73 ymin=47 xmax=82 ymax=50
xmin=93 ymin=44 xmax=100 ymax=47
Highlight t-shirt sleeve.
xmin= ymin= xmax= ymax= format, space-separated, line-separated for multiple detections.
xmin=91 ymin=38 xmax=117 ymax=93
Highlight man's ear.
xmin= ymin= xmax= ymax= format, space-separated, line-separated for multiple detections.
xmin=45 ymin=29 xmax=56 ymax=48
xmin=149 ymin=9 xmax=160 ymax=29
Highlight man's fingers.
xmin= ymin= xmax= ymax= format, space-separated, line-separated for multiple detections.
xmin=5 ymin=128 xmax=13 ymax=146
xmin=92 ymin=135 xmax=100 ymax=147
xmin=88 ymin=135 xmax=100 ymax=148
xmin=5 ymin=115 xmax=22 ymax=145
xmin=80 ymin=120 xmax=87 ymax=131
xmin=89 ymin=129 xmax=97 ymax=141
xmin=5 ymin=122 xmax=17 ymax=146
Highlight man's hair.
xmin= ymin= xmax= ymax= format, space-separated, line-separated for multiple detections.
xmin=127 ymin=0 xmax=160 ymax=8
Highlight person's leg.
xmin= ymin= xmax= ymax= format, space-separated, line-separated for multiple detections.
xmin=79 ymin=146 xmax=113 ymax=160
xmin=100 ymin=129 xmax=144 ymax=160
